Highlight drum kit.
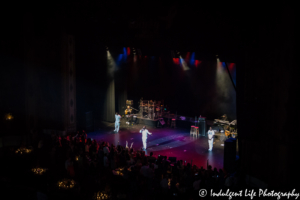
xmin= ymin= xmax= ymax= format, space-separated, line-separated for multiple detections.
xmin=142 ymin=106 xmax=161 ymax=119
xmin=129 ymin=99 xmax=164 ymax=120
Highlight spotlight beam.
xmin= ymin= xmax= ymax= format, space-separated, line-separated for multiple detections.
xmin=179 ymin=55 xmax=190 ymax=71
xmin=107 ymin=50 xmax=117 ymax=76
xmin=223 ymin=60 xmax=236 ymax=92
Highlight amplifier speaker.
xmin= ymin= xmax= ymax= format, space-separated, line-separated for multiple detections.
xmin=198 ymin=121 xmax=206 ymax=136
xmin=223 ymin=138 xmax=237 ymax=173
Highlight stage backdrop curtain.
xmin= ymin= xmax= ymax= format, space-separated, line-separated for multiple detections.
xmin=102 ymin=80 xmax=115 ymax=122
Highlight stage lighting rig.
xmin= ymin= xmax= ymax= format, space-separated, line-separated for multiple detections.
xmin=171 ymin=50 xmax=180 ymax=58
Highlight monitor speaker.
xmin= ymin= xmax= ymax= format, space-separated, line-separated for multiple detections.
xmin=199 ymin=121 xmax=206 ymax=136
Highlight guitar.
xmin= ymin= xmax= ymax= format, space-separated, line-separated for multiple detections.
xmin=125 ymin=109 xmax=132 ymax=115
xmin=225 ymin=130 xmax=231 ymax=137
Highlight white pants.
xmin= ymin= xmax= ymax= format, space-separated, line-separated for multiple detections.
xmin=115 ymin=122 xmax=120 ymax=132
xmin=142 ymin=138 xmax=147 ymax=149
xmin=208 ymin=139 xmax=214 ymax=150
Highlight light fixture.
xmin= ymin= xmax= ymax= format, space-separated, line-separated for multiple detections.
xmin=5 ymin=113 xmax=13 ymax=120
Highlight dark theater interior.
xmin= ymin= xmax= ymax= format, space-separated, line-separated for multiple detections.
xmin=0 ymin=1 xmax=297 ymax=199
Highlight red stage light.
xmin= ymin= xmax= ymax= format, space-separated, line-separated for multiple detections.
xmin=185 ymin=52 xmax=190 ymax=62
xmin=229 ymin=63 xmax=235 ymax=71
xmin=127 ymin=47 xmax=130 ymax=55
xmin=173 ymin=58 xmax=179 ymax=65
xmin=195 ymin=60 xmax=202 ymax=67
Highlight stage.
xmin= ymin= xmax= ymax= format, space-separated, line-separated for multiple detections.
xmin=88 ymin=120 xmax=227 ymax=170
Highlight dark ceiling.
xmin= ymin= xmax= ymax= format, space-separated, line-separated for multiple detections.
xmin=1 ymin=1 xmax=292 ymax=62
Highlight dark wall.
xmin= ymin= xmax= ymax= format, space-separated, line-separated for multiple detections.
xmin=0 ymin=11 xmax=70 ymax=134
xmin=237 ymin=4 xmax=296 ymax=189
xmin=24 ymin=12 xmax=65 ymax=132
xmin=0 ymin=53 xmax=26 ymax=134
xmin=0 ymin=11 xmax=25 ymax=135
xmin=76 ymin=34 xmax=108 ymax=129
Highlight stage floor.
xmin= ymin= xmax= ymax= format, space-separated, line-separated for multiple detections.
xmin=88 ymin=121 xmax=225 ymax=169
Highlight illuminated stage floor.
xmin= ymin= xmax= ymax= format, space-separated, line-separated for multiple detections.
xmin=88 ymin=121 xmax=225 ymax=169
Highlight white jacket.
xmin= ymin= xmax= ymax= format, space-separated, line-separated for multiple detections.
xmin=208 ymin=130 xmax=215 ymax=140
xmin=115 ymin=114 xmax=121 ymax=123
xmin=140 ymin=129 xmax=151 ymax=139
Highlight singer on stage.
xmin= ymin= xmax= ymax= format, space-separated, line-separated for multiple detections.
xmin=114 ymin=112 xmax=121 ymax=133
xmin=208 ymin=127 xmax=215 ymax=151
xmin=139 ymin=126 xmax=152 ymax=150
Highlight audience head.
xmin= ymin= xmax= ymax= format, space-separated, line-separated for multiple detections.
xmin=150 ymin=163 xmax=154 ymax=169
xmin=143 ymin=157 xmax=148 ymax=165
xmin=30 ymin=128 xmax=231 ymax=195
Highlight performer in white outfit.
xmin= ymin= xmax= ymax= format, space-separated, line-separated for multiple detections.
xmin=114 ymin=112 xmax=121 ymax=133
xmin=208 ymin=127 xmax=215 ymax=151
xmin=139 ymin=126 xmax=152 ymax=150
